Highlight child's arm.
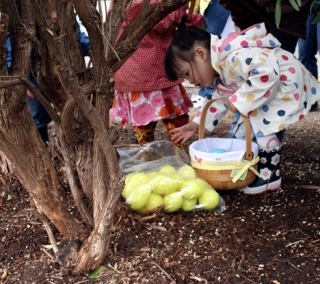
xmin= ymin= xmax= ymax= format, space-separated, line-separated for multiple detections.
xmin=169 ymin=121 xmax=199 ymax=145
xmin=170 ymin=95 xmax=230 ymax=144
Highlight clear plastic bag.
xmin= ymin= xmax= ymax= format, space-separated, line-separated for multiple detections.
xmin=117 ymin=140 xmax=226 ymax=214
xmin=117 ymin=140 xmax=191 ymax=174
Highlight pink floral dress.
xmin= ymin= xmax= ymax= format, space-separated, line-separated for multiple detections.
xmin=111 ymin=85 xmax=193 ymax=127
xmin=110 ymin=1 xmax=198 ymax=127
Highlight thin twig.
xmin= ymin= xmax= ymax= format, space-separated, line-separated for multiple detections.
xmin=285 ymin=239 xmax=306 ymax=247
xmin=74 ymin=280 xmax=91 ymax=284
xmin=113 ymin=144 xmax=142 ymax=148
xmin=145 ymin=224 xmax=167 ymax=232
xmin=32 ymin=210 xmax=59 ymax=254
xmin=151 ymin=262 xmax=175 ymax=282
xmin=238 ymin=273 xmax=258 ymax=283
xmin=287 ymin=261 xmax=304 ymax=272
xmin=138 ymin=213 xmax=159 ymax=222
xmin=264 ymin=170 xmax=275 ymax=203
xmin=190 ymin=275 xmax=208 ymax=283
xmin=40 ymin=247 xmax=55 ymax=260
xmin=299 ymin=185 xmax=320 ymax=190
xmin=108 ymin=264 xmax=120 ymax=273
xmin=46 ymin=274 xmax=64 ymax=280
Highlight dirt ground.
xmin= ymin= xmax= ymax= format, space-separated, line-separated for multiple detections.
xmin=0 ymin=99 xmax=320 ymax=284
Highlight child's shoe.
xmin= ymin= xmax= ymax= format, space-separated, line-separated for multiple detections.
xmin=239 ymin=144 xmax=281 ymax=195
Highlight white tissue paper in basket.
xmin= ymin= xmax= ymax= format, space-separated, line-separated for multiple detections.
xmin=189 ymin=138 xmax=259 ymax=162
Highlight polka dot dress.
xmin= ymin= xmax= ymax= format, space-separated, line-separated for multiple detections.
xmin=195 ymin=23 xmax=320 ymax=137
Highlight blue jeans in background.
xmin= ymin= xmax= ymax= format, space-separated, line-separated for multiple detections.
xmin=28 ymin=98 xmax=52 ymax=142
xmin=298 ymin=3 xmax=319 ymax=79
xmin=297 ymin=0 xmax=320 ymax=110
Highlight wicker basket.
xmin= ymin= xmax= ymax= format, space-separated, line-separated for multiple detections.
xmin=189 ymin=98 xmax=259 ymax=190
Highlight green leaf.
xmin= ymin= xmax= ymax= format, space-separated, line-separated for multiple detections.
xmin=288 ymin=0 xmax=300 ymax=11
xmin=88 ymin=266 xmax=104 ymax=279
xmin=7 ymin=194 xmax=12 ymax=201
xmin=312 ymin=13 xmax=320 ymax=24
xmin=296 ymin=0 xmax=302 ymax=6
xmin=275 ymin=0 xmax=282 ymax=28
xmin=313 ymin=2 xmax=320 ymax=14
xmin=41 ymin=241 xmax=60 ymax=249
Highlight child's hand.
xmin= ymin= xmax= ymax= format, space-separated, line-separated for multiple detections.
xmin=169 ymin=121 xmax=199 ymax=145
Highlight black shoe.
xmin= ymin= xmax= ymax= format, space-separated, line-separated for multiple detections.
xmin=310 ymin=101 xmax=319 ymax=111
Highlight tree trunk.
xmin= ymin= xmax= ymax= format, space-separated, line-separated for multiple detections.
xmin=0 ymin=0 xmax=189 ymax=274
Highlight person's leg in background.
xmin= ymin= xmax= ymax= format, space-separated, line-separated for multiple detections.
xmin=28 ymin=98 xmax=52 ymax=143
xmin=297 ymin=1 xmax=319 ymax=110
xmin=198 ymin=0 xmax=233 ymax=101
xmin=132 ymin=121 xmax=158 ymax=145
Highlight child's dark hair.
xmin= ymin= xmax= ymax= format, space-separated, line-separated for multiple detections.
xmin=165 ymin=16 xmax=211 ymax=81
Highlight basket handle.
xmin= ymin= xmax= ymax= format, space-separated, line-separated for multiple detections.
xmin=189 ymin=0 xmax=197 ymax=15
xmin=198 ymin=98 xmax=254 ymax=161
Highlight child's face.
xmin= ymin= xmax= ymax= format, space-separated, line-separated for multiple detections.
xmin=175 ymin=46 xmax=215 ymax=88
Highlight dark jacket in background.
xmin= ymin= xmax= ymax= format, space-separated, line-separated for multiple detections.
xmin=219 ymin=0 xmax=314 ymax=39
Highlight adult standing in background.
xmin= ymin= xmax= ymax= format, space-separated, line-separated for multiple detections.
xmin=195 ymin=0 xmax=235 ymax=99
xmin=218 ymin=0 xmax=318 ymax=120
xmin=219 ymin=0 xmax=314 ymax=53
xmin=5 ymin=9 xmax=91 ymax=143
xmin=297 ymin=0 xmax=320 ymax=111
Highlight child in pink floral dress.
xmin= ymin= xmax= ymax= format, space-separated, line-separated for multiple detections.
xmin=110 ymin=1 xmax=201 ymax=145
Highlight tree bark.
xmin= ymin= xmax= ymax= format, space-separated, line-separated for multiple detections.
xmin=0 ymin=0 xmax=189 ymax=274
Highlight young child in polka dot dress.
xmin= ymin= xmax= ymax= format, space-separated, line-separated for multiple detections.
xmin=165 ymin=19 xmax=320 ymax=194
xmin=110 ymin=2 xmax=202 ymax=146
